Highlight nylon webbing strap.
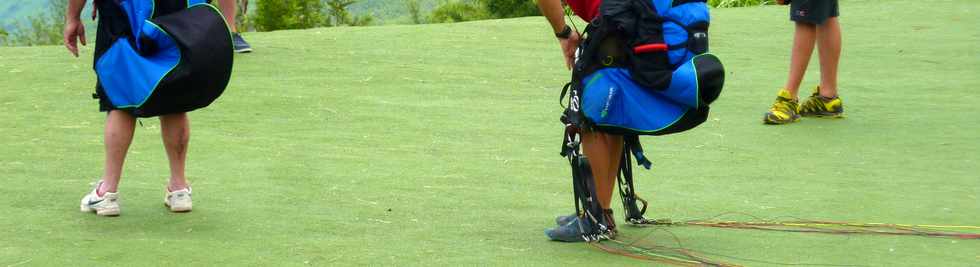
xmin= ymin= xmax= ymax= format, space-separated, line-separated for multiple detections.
xmin=618 ymin=136 xmax=658 ymax=224
xmin=618 ymin=143 xmax=649 ymax=224
xmin=625 ymin=135 xmax=652 ymax=169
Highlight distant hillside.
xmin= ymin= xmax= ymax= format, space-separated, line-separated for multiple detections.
xmin=0 ymin=1 xmax=47 ymax=31
xmin=1 ymin=1 xmax=96 ymax=46
xmin=2 ymin=0 xmax=451 ymax=33
xmin=346 ymin=0 xmax=440 ymax=24
xmin=0 ymin=0 xmax=458 ymax=45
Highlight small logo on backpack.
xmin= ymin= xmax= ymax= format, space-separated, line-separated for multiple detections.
xmin=600 ymin=87 xmax=616 ymax=118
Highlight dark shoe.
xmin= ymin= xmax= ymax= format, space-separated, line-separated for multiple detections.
xmin=555 ymin=213 xmax=577 ymax=226
xmin=555 ymin=210 xmax=617 ymax=232
xmin=545 ymin=216 xmax=592 ymax=242
xmin=232 ymin=33 xmax=252 ymax=53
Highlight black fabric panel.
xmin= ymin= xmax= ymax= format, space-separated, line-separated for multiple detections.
xmin=790 ymin=0 xmax=839 ymax=25
xmin=624 ymin=0 xmax=673 ymax=91
xmin=595 ymin=32 xmax=629 ymax=69
xmin=672 ymin=0 xmax=707 ymax=6
xmin=134 ymin=5 xmax=233 ymax=117
xmin=571 ymin=155 xmax=609 ymax=237
xmin=93 ymin=0 xmax=134 ymax=112
xmin=657 ymin=106 xmax=709 ymax=135
xmin=686 ymin=21 xmax=709 ymax=55
xmin=153 ymin=0 xmax=214 ymax=17
xmin=93 ymin=0 xmax=132 ymax=67
xmin=642 ymin=55 xmax=724 ymax=135
xmin=589 ymin=106 xmax=706 ymax=136
xmin=694 ymin=54 xmax=725 ymax=106
xmin=152 ymin=0 xmax=188 ymax=17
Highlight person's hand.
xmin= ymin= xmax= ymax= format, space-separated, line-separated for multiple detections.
xmin=559 ymin=31 xmax=581 ymax=70
xmin=63 ymin=18 xmax=86 ymax=57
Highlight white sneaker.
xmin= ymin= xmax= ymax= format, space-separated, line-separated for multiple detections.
xmin=80 ymin=181 xmax=120 ymax=216
xmin=164 ymin=187 xmax=192 ymax=212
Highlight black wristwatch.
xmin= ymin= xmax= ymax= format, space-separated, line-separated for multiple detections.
xmin=555 ymin=25 xmax=572 ymax=39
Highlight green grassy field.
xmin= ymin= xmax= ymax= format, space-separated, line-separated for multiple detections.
xmin=1 ymin=0 xmax=978 ymax=265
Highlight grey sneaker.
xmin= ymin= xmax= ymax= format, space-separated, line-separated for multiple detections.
xmin=545 ymin=216 xmax=596 ymax=242
xmin=232 ymin=33 xmax=252 ymax=53
xmin=80 ymin=181 xmax=120 ymax=216
xmin=555 ymin=213 xmax=577 ymax=226
xmin=164 ymin=188 xmax=193 ymax=212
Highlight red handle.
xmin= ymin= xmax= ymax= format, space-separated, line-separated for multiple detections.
xmin=633 ymin=43 xmax=668 ymax=54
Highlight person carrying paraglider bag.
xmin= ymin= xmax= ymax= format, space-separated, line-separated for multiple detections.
xmin=536 ymin=0 xmax=725 ymax=242
xmin=64 ymin=0 xmax=234 ymax=216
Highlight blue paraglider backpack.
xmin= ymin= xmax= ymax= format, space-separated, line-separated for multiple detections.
xmin=95 ymin=0 xmax=234 ymax=117
xmin=562 ymin=0 xmax=725 ymax=136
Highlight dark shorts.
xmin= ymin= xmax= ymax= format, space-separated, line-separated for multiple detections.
xmin=93 ymin=0 xmax=131 ymax=112
xmin=790 ymin=0 xmax=839 ymax=25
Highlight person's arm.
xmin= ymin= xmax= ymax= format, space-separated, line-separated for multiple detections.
xmin=64 ymin=0 xmax=88 ymax=57
xmin=537 ymin=0 xmax=581 ymax=70
xmin=538 ymin=0 xmax=568 ymax=34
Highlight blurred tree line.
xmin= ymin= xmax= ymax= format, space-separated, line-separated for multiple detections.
xmin=0 ymin=0 xmax=603 ymax=45
xmin=251 ymin=0 xmax=541 ymax=29
xmin=1 ymin=0 xmax=68 ymax=46
xmin=252 ymin=0 xmax=374 ymax=31
xmin=0 ymin=0 xmax=772 ymax=46
xmin=416 ymin=0 xmax=540 ymax=24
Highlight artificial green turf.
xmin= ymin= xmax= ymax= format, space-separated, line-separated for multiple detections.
xmin=1 ymin=0 xmax=978 ymax=265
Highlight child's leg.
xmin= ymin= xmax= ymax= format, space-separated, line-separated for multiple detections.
xmin=160 ymin=113 xmax=190 ymax=191
xmin=99 ymin=111 xmax=137 ymax=195
xmin=581 ymin=131 xmax=624 ymax=210
xmin=784 ymin=22 xmax=817 ymax=98
xmin=816 ymin=17 xmax=842 ymax=98
xmin=217 ymin=0 xmax=238 ymax=32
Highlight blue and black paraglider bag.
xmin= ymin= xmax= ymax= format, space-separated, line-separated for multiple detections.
xmin=95 ymin=0 xmax=233 ymax=117
xmin=567 ymin=0 xmax=725 ymax=135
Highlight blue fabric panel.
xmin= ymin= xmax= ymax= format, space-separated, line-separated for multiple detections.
xmin=662 ymin=57 xmax=701 ymax=108
xmin=651 ymin=0 xmax=672 ymax=16
xmin=118 ymin=0 xmax=154 ymax=50
xmin=666 ymin=2 xmax=710 ymax=25
xmin=95 ymin=24 xmax=180 ymax=108
xmin=663 ymin=2 xmax=710 ymax=65
xmin=188 ymin=0 xmax=208 ymax=5
xmin=582 ymin=68 xmax=697 ymax=133
xmin=663 ymin=21 xmax=690 ymax=65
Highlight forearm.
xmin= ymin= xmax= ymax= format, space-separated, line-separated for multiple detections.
xmin=65 ymin=0 xmax=87 ymax=21
xmin=537 ymin=0 xmax=567 ymax=33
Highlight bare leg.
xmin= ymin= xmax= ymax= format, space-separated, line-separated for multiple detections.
xmin=99 ymin=111 xmax=137 ymax=195
xmin=816 ymin=17 xmax=842 ymax=98
xmin=160 ymin=113 xmax=191 ymax=191
xmin=581 ymin=131 xmax=624 ymax=210
xmin=217 ymin=0 xmax=238 ymax=32
xmin=784 ymin=22 xmax=817 ymax=98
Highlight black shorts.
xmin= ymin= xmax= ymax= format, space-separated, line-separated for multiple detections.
xmin=93 ymin=0 xmax=132 ymax=112
xmin=790 ymin=0 xmax=839 ymax=25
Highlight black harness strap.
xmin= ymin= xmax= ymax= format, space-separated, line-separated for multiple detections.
xmin=619 ymin=136 xmax=653 ymax=224
xmin=562 ymin=125 xmax=615 ymax=242
xmin=671 ymin=0 xmax=708 ymax=6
